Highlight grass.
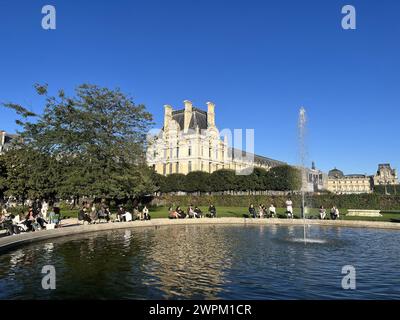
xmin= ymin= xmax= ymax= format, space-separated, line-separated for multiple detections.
xmin=59 ymin=206 xmax=400 ymax=223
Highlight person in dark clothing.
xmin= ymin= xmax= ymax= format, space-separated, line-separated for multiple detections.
xmin=194 ymin=206 xmax=202 ymax=218
xmin=248 ymin=204 xmax=256 ymax=218
xmin=176 ymin=206 xmax=186 ymax=218
xmin=208 ymin=205 xmax=217 ymax=218
xmin=117 ymin=206 xmax=125 ymax=222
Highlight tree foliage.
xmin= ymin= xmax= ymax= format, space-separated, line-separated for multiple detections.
xmin=1 ymin=83 xmax=155 ymax=202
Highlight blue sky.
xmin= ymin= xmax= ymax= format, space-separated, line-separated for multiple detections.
xmin=0 ymin=0 xmax=399 ymax=175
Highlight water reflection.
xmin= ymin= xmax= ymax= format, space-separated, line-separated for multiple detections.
xmin=0 ymin=225 xmax=399 ymax=299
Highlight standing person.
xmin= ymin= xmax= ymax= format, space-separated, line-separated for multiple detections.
xmin=285 ymin=198 xmax=293 ymax=219
xmin=268 ymin=204 xmax=276 ymax=218
xmin=208 ymin=204 xmax=217 ymax=218
xmin=142 ymin=205 xmax=150 ymax=220
xmin=319 ymin=206 xmax=326 ymax=220
xmin=248 ymin=204 xmax=256 ymax=218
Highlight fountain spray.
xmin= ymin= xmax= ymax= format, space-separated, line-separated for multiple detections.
xmin=299 ymin=107 xmax=307 ymax=244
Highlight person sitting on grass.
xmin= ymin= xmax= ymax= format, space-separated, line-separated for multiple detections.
xmin=319 ymin=206 xmax=327 ymax=220
xmin=194 ymin=206 xmax=202 ymax=218
xmin=249 ymin=204 xmax=256 ymax=218
xmin=208 ymin=204 xmax=217 ymax=218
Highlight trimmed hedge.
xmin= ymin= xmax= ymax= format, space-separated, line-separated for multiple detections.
xmin=152 ymin=193 xmax=400 ymax=210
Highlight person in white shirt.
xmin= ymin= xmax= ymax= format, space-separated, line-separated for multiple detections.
xmin=285 ymin=198 xmax=293 ymax=218
xmin=319 ymin=206 xmax=326 ymax=220
xmin=268 ymin=204 xmax=276 ymax=218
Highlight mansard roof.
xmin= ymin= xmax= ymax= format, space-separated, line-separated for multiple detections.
xmin=228 ymin=147 xmax=285 ymax=168
xmin=171 ymin=108 xmax=208 ymax=131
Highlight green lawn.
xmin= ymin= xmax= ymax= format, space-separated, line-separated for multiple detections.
xmin=59 ymin=206 xmax=400 ymax=223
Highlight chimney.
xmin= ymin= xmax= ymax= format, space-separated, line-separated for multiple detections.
xmin=184 ymin=100 xmax=193 ymax=132
xmin=0 ymin=131 xmax=5 ymax=147
xmin=164 ymin=105 xmax=172 ymax=130
xmin=206 ymin=101 xmax=215 ymax=127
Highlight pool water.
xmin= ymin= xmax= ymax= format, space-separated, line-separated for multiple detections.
xmin=0 ymin=224 xmax=399 ymax=299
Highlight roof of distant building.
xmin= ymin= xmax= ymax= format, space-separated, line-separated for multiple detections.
xmin=171 ymin=108 xmax=208 ymax=130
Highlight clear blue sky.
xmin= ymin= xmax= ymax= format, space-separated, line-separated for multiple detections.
xmin=0 ymin=0 xmax=399 ymax=175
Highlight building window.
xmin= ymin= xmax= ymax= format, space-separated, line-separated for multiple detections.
xmin=188 ymin=161 xmax=192 ymax=173
xmin=188 ymin=142 xmax=192 ymax=157
xmin=163 ymin=164 xmax=166 ymax=175
xmin=209 ymin=162 xmax=212 ymax=173
xmin=176 ymin=162 xmax=179 ymax=173
xmin=169 ymin=162 xmax=172 ymax=174
xmin=209 ymin=147 xmax=212 ymax=158
xmin=176 ymin=147 xmax=179 ymax=158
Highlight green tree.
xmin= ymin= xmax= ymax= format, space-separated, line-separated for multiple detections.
xmin=162 ymin=173 xmax=187 ymax=193
xmin=209 ymin=169 xmax=237 ymax=192
xmin=268 ymin=165 xmax=302 ymax=191
xmin=2 ymin=83 xmax=154 ymax=202
xmin=185 ymin=171 xmax=210 ymax=193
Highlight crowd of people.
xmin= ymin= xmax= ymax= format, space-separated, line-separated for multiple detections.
xmin=77 ymin=202 xmax=151 ymax=224
xmin=1 ymin=198 xmax=344 ymax=237
xmin=168 ymin=204 xmax=217 ymax=219
xmin=247 ymin=198 xmax=341 ymax=220
xmin=0 ymin=203 xmax=61 ymax=236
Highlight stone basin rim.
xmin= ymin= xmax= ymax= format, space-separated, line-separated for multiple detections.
xmin=1 ymin=217 xmax=400 ymax=253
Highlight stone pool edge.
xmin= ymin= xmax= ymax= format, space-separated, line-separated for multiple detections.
xmin=1 ymin=218 xmax=400 ymax=253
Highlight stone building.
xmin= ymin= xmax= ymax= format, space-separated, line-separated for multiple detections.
xmin=327 ymin=168 xmax=372 ymax=194
xmin=0 ymin=130 xmax=18 ymax=155
xmin=373 ymin=163 xmax=398 ymax=186
xmin=146 ymin=100 xmax=284 ymax=175
xmin=304 ymin=162 xmax=328 ymax=192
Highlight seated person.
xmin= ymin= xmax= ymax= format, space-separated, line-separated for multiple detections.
xmin=48 ymin=207 xmax=61 ymax=226
xmin=122 ymin=211 xmax=133 ymax=222
xmin=258 ymin=204 xmax=264 ymax=218
xmin=194 ymin=206 xmax=202 ymax=218
xmin=319 ymin=206 xmax=326 ymax=220
xmin=176 ymin=206 xmax=186 ymax=218
xmin=330 ymin=206 xmax=340 ymax=220
xmin=268 ymin=204 xmax=276 ymax=218
xmin=187 ymin=205 xmax=195 ymax=218
xmin=117 ymin=206 xmax=125 ymax=222
xmin=168 ymin=207 xmax=180 ymax=219
xmin=132 ymin=207 xmax=140 ymax=221
xmin=142 ymin=206 xmax=150 ymax=220
xmin=208 ymin=204 xmax=217 ymax=218
xmin=97 ymin=206 xmax=111 ymax=222
xmin=248 ymin=204 xmax=256 ymax=218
